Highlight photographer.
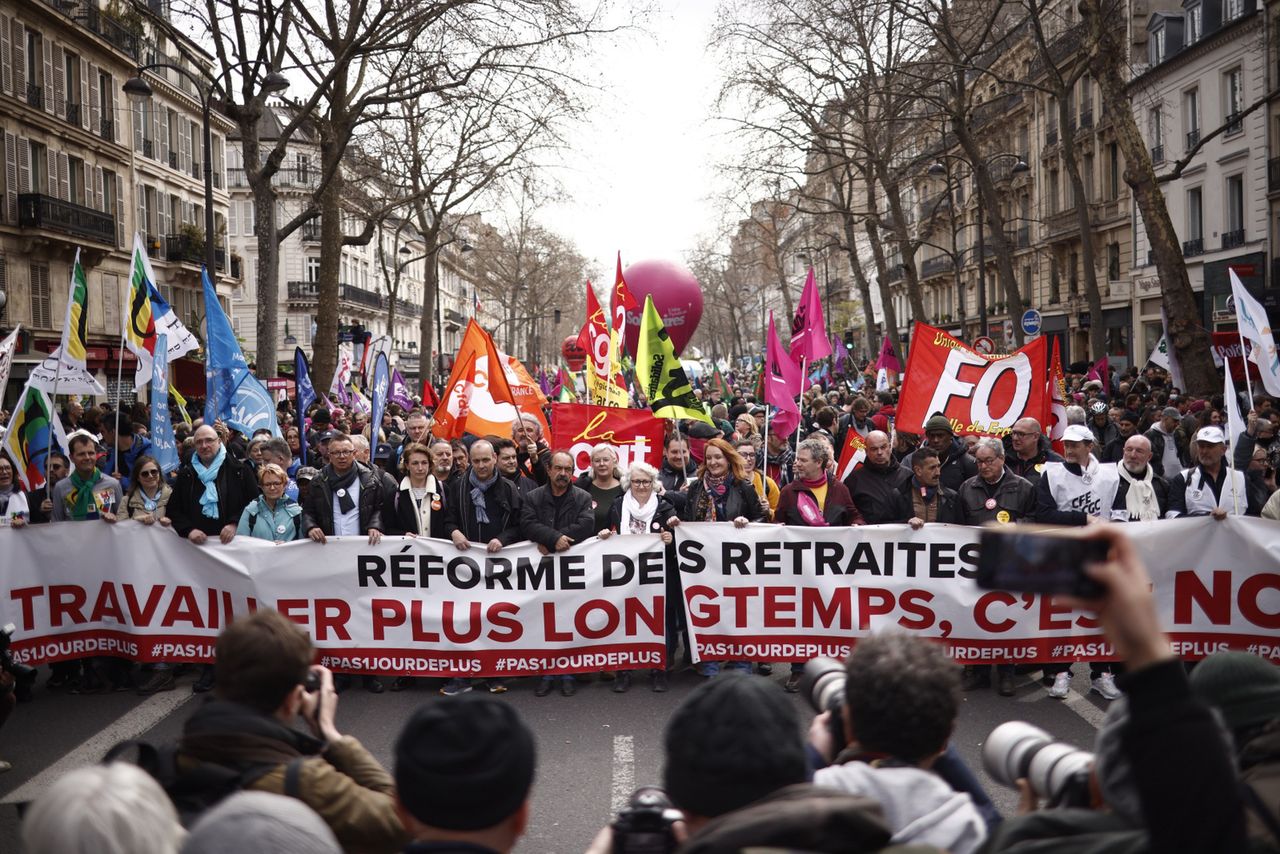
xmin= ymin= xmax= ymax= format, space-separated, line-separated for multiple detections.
xmin=982 ymin=526 xmax=1246 ymax=854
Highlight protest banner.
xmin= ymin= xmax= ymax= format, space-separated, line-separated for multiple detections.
xmin=1211 ymin=332 xmax=1261 ymax=383
xmin=0 ymin=525 xmax=666 ymax=678
xmin=551 ymin=402 xmax=667 ymax=476
xmin=897 ymin=322 xmax=1047 ymax=437
xmin=674 ymin=519 xmax=1280 ymax=665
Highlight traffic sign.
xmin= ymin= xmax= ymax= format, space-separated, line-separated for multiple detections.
xmin=1021 ymin=309 xmax=1043 ymax=336
xmin=973 ymin=336 xmax=996 ymax=354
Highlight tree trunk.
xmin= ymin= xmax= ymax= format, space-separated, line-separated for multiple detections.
xmin=862 ymin=173 xmax=903 ymax=363
xmin=839 ymin=210 xmax=879 ymax=357
xmin=874 ymin=161 xmax=927 ymax=322
xmin=415 ymin=226 xmax=441 ymax=391
xmin=1081 ymin=0 xmax=1216 ymax=394
xmin=1058 ymin=104 xmax=1108 ymax=360
xmin=311 ymin=121 xmax=345 ymax=389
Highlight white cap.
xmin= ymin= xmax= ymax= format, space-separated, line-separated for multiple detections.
xmin=1195 ymin=426 xmax=1226 ymax=444
xmin=1062 ymin=424 xmax=1095 ymax=444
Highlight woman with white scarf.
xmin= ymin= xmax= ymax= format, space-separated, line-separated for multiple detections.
xmin=599 ymin=461 xmax=676 ymax=693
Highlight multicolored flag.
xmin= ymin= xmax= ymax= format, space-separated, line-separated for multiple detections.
xmin=764 ymin=312 xmax=801 ymax=437
xmin=330 ymin=343 xmax=354 ymax=396
xmin=554 ymin=366 xmax=578 ymax=402
xmin=61 ymin=248 xmax=90 ymax=370
xmin=149 ymin=333 xmax=180 ymax=474
xmin=709 ymin=365 xmax=732 ymax=399
xmin=170 ymin=383 xmax=192 ymax=424
xmin=294 ymin=347 xmax=317 ymax=465
xmin=636 ymin=295 xmax=712 ymax=424
xmin=790 ymin=266 xmax=831 ymax=362
xmin=125 ymin=233 xmax=198 ymax=389
xmin=2 ymin=382 xmax=68 ymax=491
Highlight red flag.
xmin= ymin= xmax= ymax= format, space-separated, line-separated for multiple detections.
xmin=765 ymin=312 xmax=801 ymax=437
xmin=789 ymin=267 xmax=831 ymax=362
xmin=896 ymin=322 xmax=1047 ymax=437
xmin=421 ymin=378 xmax=440 ymax=410
xmin=432 ymin=320 xmax=527 ymax=439
xmin=836 ymin=429 xmax=867 ymax=482
xmin=1047 ymin=337 xmax=1067 ymax=455
xmin=873 ymin=335 xmax=901 ymax=374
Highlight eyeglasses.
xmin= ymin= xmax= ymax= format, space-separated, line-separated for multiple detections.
xmin=261 ymin=480 xmax=285 ymax=488
xmin=140 ymin=469 xmax=160 ymax=478
xmin=329 ymin=450 xmax=354 ymax=458
xmin=630 ymin=479 xmax=653 ymax=486
xmin=1009 ymin=430 xmax=1035 ymax=438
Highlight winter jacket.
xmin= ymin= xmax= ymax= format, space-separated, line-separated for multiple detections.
xmin=1003 ymin=436 xmax=1064 ymax=487
xmin=888 ymin=479 xmax=964 ymax=525
xmin=680 ymin=476 xmax=769 ymax=524
xmin=957 ymin=472 xmax=1037 ymax=525
xmin=384 ymin=476 xmax=448 ymax=539
xmin=127 ymin=483 xmax=173 ymax=520
xmin=442 ymin=474 xmax=524 ymax=545
xmin=1102 ymin=430 xmax=1165 ymax=470
xmin=520 ymin=483 xmax=594 ymax=549
xmin=1239 ymin=720 xmax=1280 ymax=849
xmin=301 ymin=462 xmax=385 ymax=536
xmin=177 ymin=700 xmax=407 ymax=854
xmin=236 ymin=495 xmax=304 ymax=541
xmin=846 ymin=461 xmax=912 ymax=524
xmin=101 ymin=433 xmax=154 ymax=491
xmin=169 ymin=455 xmax=259 ymax=537
xmin=774 ymin=475 xmax=862 ymax=526
xmin=901 ymin=439 xmax=978 ymax=493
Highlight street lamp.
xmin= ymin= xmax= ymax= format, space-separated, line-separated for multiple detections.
xmin=124 ymin=66 xmax=288 ymax=275
xmin=928 ymin=153 xmax=1028 ymax=337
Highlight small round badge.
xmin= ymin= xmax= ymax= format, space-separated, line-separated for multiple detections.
xmin=985 ymin=498 xmax=997 ymax=510
xmin=996 ymin=510 xmax=1011 ymax=523
xmin=592 ymin=500 xmax=598 ymax=509
xmin=276 ymin=524 xmax=287 ymax=534
xmin=1034 ymin=463 xmax=1045 ymax=473
xmin=431 ymin=499 xmax=442 ymax=511
xmin=337 ymin=488 xmax=347 ymax=497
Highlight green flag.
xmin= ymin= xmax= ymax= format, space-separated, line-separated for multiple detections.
xmin=710 ymin=365 xmax=732 ymax=399
xmin=636 ymin=296 xmax=712 ymax=424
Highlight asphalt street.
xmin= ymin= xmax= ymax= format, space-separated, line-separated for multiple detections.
xmin=1 ymin=662 xmax=1109 ymax=853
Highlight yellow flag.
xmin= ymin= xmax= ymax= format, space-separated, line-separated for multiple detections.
xmin=636 ymin=296 xmax=711 ymax=424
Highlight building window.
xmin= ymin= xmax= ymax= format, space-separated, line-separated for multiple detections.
xmin=1149 ymin=26 xmax=1166 ymax=65
xmin=243 ymin=200 xmax=255 ymax=237
xmin=1186 ymin=3 xmax=1202 ymax=41
xmin=1107 ymin=243 xmax=1120 ymax=281
xmin=68 ymin=158 xmax=85 ymax=206
xmin=1225 ymin=174 xmax=1244 ymax=245
xmin=1149 ymin=108 xmax=1164 ymax=162
xmin=30 ymin=263 xmax=51 ymax=327
xmin=305 ymin=257 xmax=321 ymax=283
xmin=1224 ymin=0 xmax=1243 ymax=21
xmin=1083 ymin=153 xmax=1095 ymax=202
xmin=1108 ymin=143 xmax=1120 ymax=199
xmin=1184 ymin=88 xmax=1200 ymax=148
xmin=1188 ymin=187 xmax=1203 ymax=239
xmin=1049 ymin=168 xmax=1060 ymax=213
xmin=1069 ymin=251 xmax=1079 ymax=295
xmin=1224 ymin=68 xmax=1244 ymax=134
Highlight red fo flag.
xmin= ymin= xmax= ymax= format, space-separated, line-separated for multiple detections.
xmin=790 ymin=267 xmax=831 ymax=362
xmin=896 ymin=322 xmax=1047 ymax=437
xmin=835 ymin=429 xmax=867 ymax=482
xmin=765 ymin=312 xmax=801 ymax=438
xmin=1047 ymin=337 xmax=1068 ymax=454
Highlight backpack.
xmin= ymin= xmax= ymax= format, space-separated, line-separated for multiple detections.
xmin=104 ymin=739 xmax=304 ymax=827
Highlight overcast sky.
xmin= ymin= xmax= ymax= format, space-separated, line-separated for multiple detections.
xmin=538 ymin=0 xmax=728 ymax=284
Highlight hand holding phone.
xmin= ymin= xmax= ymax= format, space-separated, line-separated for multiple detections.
xmin=975 ymin=527 xmax=1110 ymax=598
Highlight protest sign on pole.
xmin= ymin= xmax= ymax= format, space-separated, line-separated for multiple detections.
xmin=550 ymin=402 xmax=666 ymax=476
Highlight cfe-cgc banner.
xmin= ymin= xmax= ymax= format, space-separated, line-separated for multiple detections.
xmin=674 ymin=519 xmax=1280 ymax=665
xmin=0 ymin=524 xmax=666 ymax=678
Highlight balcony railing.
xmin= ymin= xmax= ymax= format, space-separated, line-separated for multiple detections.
xmin=145 ymin=234 xmax=162 ymax=259
xmin=884 ymin=264 xmax=904 ymax=284
xmin=26 ymin=84 xmax=44 ymax=109
xmin=1045 ymin=206 xmax=1079 ymax=238
xmin=1225 ymin=112 xmax=1243 ymax=135
xmin=1222 ymin=228 xmax=1246 ymax=249
xmin=1151 ymin=144 xmax=1164 ymax=164
xmin=301 ymin=223 xmax=321 ymax=242
xmin=18 ymin=193 xmax=115 ymax=245
xmin=1046 ymin=127 xmax=1058 ymax=146
xmin=1187 ymin=129 xmax=1201 ymax=150
xmin=394 ymin=298 xmax=422 ymax=318
xmin=1016 ymin=225 xmax=1031 ymax=248
xmin=918 ymin=192 xmax=951 ymax=221
xmin=65 ymin=103 xmax=81 ymax=126
xmin=920 ymin=255 xmax=954 ymax=278
xmin=1269 ymin=156 xmax=1280 ymax=193
xmin=227 ymin=166 xmax=319 ymax=190
xmin=80 ymin=6 xmax=141 ymax=58
xmin=100 ymin=118 xmax=115 ymax=142
xmin=287 ymin=280 xmax=386 ymax=311
xmin=1079 ymin=108 xmax=1093 ymax=128
xmin=165 ymin=233 xmax=227 ymax=271
xmin=1182 ymin=237 xmax=1204 ymax=256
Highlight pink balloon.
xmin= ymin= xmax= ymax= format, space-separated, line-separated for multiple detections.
xmin=621 ymin=259 xmax=703 ymax=357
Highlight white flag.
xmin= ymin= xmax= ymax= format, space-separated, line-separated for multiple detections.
xmin=330 ymin=342 xmax=354 ymax=395
xmin=0 ymin=325 xmax=19 ymax=403
xmin=27 ymin=347 xmax=107 ymax=396
xmin=1229 ymin=270 xmax=1280 ymax=396
xmin=1223 ymin=360 xmax=1246 ymax=452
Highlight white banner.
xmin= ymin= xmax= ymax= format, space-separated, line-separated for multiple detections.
xmin=0 ymin=524 xmax=666 ymax=678
xmin=675 ymin=520 xmax=1280 ymax=664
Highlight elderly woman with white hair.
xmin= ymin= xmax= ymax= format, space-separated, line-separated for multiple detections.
xmin=599 ymin=460 xmax=677 ymax=693
xmin=21 ymin=762 xmax=186 ymax=854
xmin=577 ymin=443 xmax=625 ymax=533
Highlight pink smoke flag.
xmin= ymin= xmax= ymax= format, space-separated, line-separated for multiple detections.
xmin=831 ymin=333 xmax=847 ymax=372
xmin=789 ymin=267 xmax=831 ymax=362
xmin=765 ymin=312 xmax=802 ymax=437
xmin=873 ymin=335 xmax=900 ymax=374
xmin=1085 ymin=356 xmax=1109 ymax=388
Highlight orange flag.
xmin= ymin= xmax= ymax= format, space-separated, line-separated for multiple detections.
xmin=433 ymin=320 xmax=533 ymax=439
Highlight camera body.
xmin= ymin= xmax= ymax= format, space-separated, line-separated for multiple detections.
xmin=799 ymin=657 xmax=848 ymax=756
xmin=0 ymin=623 xmax=37 ymax=702
xmin=611 ymin=786 xmax=682 ymax=854
xmin=983 ymin=721 xmax=1094 ymax=808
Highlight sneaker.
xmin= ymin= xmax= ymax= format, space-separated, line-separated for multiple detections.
xmin=783 ymin=673 xmax=802 ymax=693
xmin=136 ymin=670 xmax=176 ymax=696
xmin=390 ymin=676 xmax=413 ymax=692
xmin=534 ymin=678 xmax=553 ymax=697
xmin=363 ymin=677 xmax=385 ymax=694
xmin=650 ymin=671 xmax=668 ymax=693
xmin=1048 ymin=672 xmax=1072 ymax=699
xmin=487 ymin=679 xmax=508 ymax=694
xmin=612 ymin=672 xmax=632 ymax=693
xmin=1091 ymin=672 xmax=1122 ymax=701
xmin=439 ymin=678 xmax=472 ymax=696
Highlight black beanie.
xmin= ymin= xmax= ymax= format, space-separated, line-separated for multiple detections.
xmin=394 ymin=696 xmax=536 ymax=830
xmin=662 ymin=674 xmax=806 ymax=818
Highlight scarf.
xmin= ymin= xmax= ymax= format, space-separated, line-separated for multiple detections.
xmin=327 ymin=465 xmax=359 ymax=514
xmin=0 ymin=485 xmax=11 ymax=515
xmin=696 ymin=473 xmax=729 ymax=522
xmin=621 ymin=489 xmax=659 ymax=534
xmin=65 ymin=468 xmax=104 ymax=519
xmin=192 ymin=445 xmax=227 ymax=519
xmin=469 ymin=468 xmax=499 ymax=524
xmin=141 ymin=489 xmax=160 ymax=513
xmin=795 ymin=475 xmax=830 ymax=527
xmin=1117 ymin=464 xmax=1160 ymax=521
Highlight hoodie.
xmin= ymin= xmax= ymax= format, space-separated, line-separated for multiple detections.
xmin=813 ymin=761 xmax=987 ymax=854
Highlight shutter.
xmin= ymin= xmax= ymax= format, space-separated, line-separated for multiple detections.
xmin=106 ymin=73 xmax=118 ymax=143
xmin=136 ymin=184 xmax=145 ymax=237
xmin=159 ymin=105 xmax=170 ymax=163
xmin=228 ymin=197 xmax=238 ymax=235
xmin=83 ymin=158 xmax=92 ymax=207
xmin=51 ymin=43 xmax=63 ymax=118
xmin=80 ymin=55 xmax=90 ymax=130
xmin=3 ymin=132 xmax=15 ymax=223
xmin=180 ymin=119 xmax=190 ymax=172
xmin=94 ymin=165 xmax=103 ymax=209
xmin=103 ymin=273 xmax=118 ymax=333
xmin=152 ymin=102 xmax=162 ymax=159
xmin=0 ymin=13 xmax=11 ymax=96
xmin=16 ymin=137 xmax=28 ymax=196
xmin=12 ymin=18 xmax=24 ymax=95
xmin=57 ymin=152 xmax=69 ymax=201
xmin=46 ymin=147 xmax=56 ymax=197
xmin=132 ymin=100 xmax=143 ymax=152
xmin=87 ymin=64 xmax=99 ymax=135
xmin=42 ymin=36 xmax=54 ymax=115
xmin=114 ymin=172 xmax=123 ymax=247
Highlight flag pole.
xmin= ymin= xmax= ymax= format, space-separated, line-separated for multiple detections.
xmin=43 ymin=353 xmax=65 ymax=483
xmin=795 ymin=356 xmax=807 ymax=452
xmin=112 ymin=283 xmax=129 ymax=476
xmin=1237 ymin=327 xmax=1255 ymax=404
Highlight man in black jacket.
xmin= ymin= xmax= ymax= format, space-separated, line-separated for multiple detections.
xmin=888 ymin=446 xmax=963 ymax=527
xmin=844 ymin=430 xmax=910 ymax=523
xmin=1003 ymin=417 xmax=1062 ymax=487
xmin=521 ymin=451 xmax=594 ymax=697
xmin=168 ymin=423 xmax=259 ymax=693
xmin=26 ymin=450 xmax=68 ymax=524
xmin=900 ymin=414 xmax=977 ymax=492
xmin=445 ymin=440 xmax=525 ymax=551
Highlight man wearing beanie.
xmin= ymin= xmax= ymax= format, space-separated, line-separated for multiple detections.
xmin=657 ymin=674 xmax=894 ymax=853
xmin=394 ymin=695 xmax=536 ymax=854
xmin=899 ymin=413 xmax=977 ymax=492
xmin=1102 ymin=411 xmax=1164 ymax=468
xmin=1190 ymin=651 xmax=1280 ymax=847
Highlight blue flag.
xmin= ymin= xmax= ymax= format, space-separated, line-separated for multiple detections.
xmin=369 ymin=351 xmax=390 ymax=452
xmin=149 ymin=333 xmax=180 ymax=474
xmin=201 ymin=266 xmax=279 ymax=436
xmin=294 ymin=346 xmax=317 ymax=466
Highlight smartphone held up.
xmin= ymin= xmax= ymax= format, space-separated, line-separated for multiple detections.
xmin=975 ymin=527 xmax=1110 ymax=599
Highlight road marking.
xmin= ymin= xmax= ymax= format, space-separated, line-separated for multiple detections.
xmin=1017 ymin=681 xmax=1109 ymax=729
xmin=610 ymin=734 xmax=635 ymax=814
xmin=2 ymin=690 xmax=197 ymax=805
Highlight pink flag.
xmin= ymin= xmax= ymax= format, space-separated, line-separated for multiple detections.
xmin=766 ymin=312 xmax=801 ymax=437
xmin=873 ymin=335 xmax=900 ymax=374
xmin=789 ymin=267 xmax=832 ymax=362
xmin=1085 ymin=356 xmax=1109 ymax=387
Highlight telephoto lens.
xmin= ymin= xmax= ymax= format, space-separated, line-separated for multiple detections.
xmin=799 ymin=657 xmax=848 ymax=756
xmin=983 ymin=721 xmax=1095 ymax=807
xmin=611 ymin=786 xmax=682 ymax=854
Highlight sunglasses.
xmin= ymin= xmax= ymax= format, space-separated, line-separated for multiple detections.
xmin=140 ymin=469 xmax=161 ymax=478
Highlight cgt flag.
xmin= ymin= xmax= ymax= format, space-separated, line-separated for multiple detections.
xmin=897 ymin=322 xmax=1047 ymax=437
xmin=1047 ymin=337 xmax=1068 ymax=455
xmin=550 ymin=403 xmax=666 ymax=476
xmin=636 ymin=295 xmax=712 ymax=424
xmin=2 ymin=382 xmax=68 ymax=491
xmin=433 ymin=320 xmax=530 ymax=440
xmin=835 ymin=429 xmax=867 ymax=482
